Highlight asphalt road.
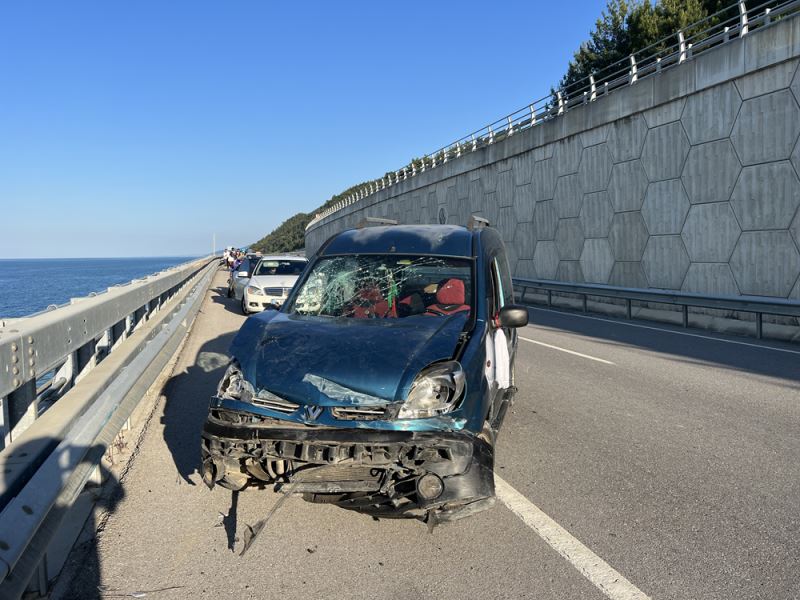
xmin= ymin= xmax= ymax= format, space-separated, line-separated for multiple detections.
xmin=55 ymin=271 xmax=800 ymax=600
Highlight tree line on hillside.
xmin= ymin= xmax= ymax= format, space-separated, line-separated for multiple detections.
xmin=253 ymin=0 xmax=761 ymax=253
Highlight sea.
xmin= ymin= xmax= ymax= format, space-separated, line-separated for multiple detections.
xmin=0 ymin=257 xmax=200 ymax=319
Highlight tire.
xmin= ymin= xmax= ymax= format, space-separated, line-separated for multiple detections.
xmin=227 ymin=285 xmax=233 ymax=298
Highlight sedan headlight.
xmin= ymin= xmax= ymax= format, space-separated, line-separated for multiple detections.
xmin=217 ymin=361 xmax=254 ymax=403
xmin=247 ymin=286 xmax=264 ymax=296
xmin=398 ymin=361 xmax=465 ymax=419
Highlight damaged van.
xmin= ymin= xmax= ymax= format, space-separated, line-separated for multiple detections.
xmin=201 ymin=220 xmax=528 ymax=524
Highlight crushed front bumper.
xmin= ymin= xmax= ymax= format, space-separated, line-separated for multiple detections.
xmin=201 ymin=410 xmax=495 ymax=521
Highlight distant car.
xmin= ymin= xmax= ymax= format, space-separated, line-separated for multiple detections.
xmin=202 ymin=222 xmax=528 ymax=524
xmin=241 ymin=256 xmax=308 ymax=314
xmin=226 ymin=255 xmax=261 ymax=300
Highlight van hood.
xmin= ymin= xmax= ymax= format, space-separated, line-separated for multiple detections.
xmin=229 ymin=312 xmax=467 ymax=406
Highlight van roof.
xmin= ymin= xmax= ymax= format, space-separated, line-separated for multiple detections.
xmin=322 ymin=225 xmax=473 ymax=257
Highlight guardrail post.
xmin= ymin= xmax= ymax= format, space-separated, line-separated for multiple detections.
xmin=557 ymin=91 xmax=565 ymax=115
xmin=7 ymin=380 xmax=37 ymax=443
xmin=530 ymin=104 xmax=537 ymax=125
xmin=582 ymin=294 xmax=588 ymax=312
xmin=626 ymin=299 xmax=632 ymax=319
xmin=656 ymin=57 xmax=662 ymax=73
xmin=687 ymin=42 xmax=693 ymax=60
xmin=488 ymin=126 xmax=495 ymax=144
xmin=507 ymin=116 xmax=514 ymax=136
xmin=724 ymin=25 xmax=730 ymax=42
xmin=765 ymin=7 xmax=771 ymax=25
xmin=590 ymin=75 xmax=597 ymax=101
xmin=739 ymin=0 xmax=749 ymax=36
xmin=756 ymin=312 xmax=763 ymax=338
xmin=471 ymin=134 xmax=477 ymax=152
xmin=629 ymin=55 xmax=638 ymax=83
xmin=547 ymin=290 xmax=552 ymax=307
xmin=678 ymin=31 xmax=687 ymax=63
xmin=682 ymin=305 xmax=689 ymax=328
xmin=456 ymin=142 xmax=462 ymax=158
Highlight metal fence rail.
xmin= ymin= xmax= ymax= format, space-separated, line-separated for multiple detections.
xmin=0 ymin=256 xmax=215 ymax=448
xmin=513 ymin=277 xmax=800 ymax=339
xmin=0 ymin=257 xmax=218 ymax=597
xmin=306 ymin=0 xmax=800 ymax=231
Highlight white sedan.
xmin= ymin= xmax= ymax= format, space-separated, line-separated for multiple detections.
xmin=241 ymin=255 xmax=308 ymax=314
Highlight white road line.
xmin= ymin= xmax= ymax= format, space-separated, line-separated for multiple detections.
xmin=527 ymin=306 xmax=800 ymax=357
xmin=519 ymin=335 xmax=615 ymax=365
xmin=495 ymin=475 xmax=651 ymax=600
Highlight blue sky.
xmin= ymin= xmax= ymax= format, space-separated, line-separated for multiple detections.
xmin=0 ymin=1 xmax=607 ymax=258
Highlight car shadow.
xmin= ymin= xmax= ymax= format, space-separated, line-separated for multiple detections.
xmin=160 ymin=329 xmax=238 ymax=486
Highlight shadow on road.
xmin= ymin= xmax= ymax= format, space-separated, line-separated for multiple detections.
xmin=160 ymin=324 xmax=238 ymax=485
xmin=528 ymin=306 xmax=800 ymax=385
xmin=0 ymin=440 xmax=126 ymax=600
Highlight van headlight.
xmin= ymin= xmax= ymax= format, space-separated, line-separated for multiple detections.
xmin=398 ymin=361 xmax=465 ymax=419
xmin=217 ymin=361 xmax=254 ymax=403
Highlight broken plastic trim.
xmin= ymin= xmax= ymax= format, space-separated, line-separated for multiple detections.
xmin=302 ymin=373 xmax=387 ymax=406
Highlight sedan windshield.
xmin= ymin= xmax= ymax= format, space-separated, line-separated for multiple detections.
xmin=288 ymin=255 xmax=472 ymax=319
xmin=254 ymin=260 xmax=307 ymax=276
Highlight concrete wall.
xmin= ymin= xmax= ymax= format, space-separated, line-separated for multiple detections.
xmin=307 ymin=15 xmax=800 ymax=300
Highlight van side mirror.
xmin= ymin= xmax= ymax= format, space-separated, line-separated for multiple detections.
xmin=498 ymin=305 xmax=529 ymax=328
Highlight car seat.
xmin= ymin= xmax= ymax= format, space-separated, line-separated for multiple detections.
xmin=425 ymin=278 xmax=470 ymax=316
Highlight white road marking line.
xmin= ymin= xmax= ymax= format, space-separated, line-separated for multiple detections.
xmin=526 ymin=305 xmax=800 ymax=357
xmin=495 ymin=475 xmax=651 ymax=600
xmin=519 ymin=336 xmax=615 ymax=365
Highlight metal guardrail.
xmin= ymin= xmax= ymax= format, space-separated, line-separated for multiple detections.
xmin=306 ymin=0 xmax=800 ymax=231
xmin=0 ymin=257 xmax=218 ymax=597
xmin=513 ymin=277 xmax=800 ymax=339
xmin=0 ymin=257 xmax=216 ymax=448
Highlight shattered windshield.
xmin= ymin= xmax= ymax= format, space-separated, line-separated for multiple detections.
xmin=288 ymin=255 xmax=473 ymax=319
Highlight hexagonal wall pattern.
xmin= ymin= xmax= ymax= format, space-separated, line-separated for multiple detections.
xmin=730 ymin=231 xmax=800 ymax=297
xmin=641 ymin=122 xmax=690 ymax=182
xmin=556 ymin=261 xmax=584 ymax=283
xmin=513 ymin=153 xmax=533 ymax=186
xmin=791 ymin=208 xmax=800 ymax=247
xmin=609 ymin=212 xmax=648 ymax=261
xmin=512 ymin=184 xmax=535 ymax=223
xmin=642 ymin=236 xmax=690 ymax=289
xmin=534 ymin=241 xmax=560 ymax=279
xmin=578 ymin=144 xmax=613 ymax=193
xmin=681 ymin=203 xmax=741 ymax=262
xmin=580 ymin=239 xmax=614 ymax=283
xmin=608 ymin=262 xmax=648 ymax=288
xmin=730 ymin=90 xmax=800 ymax=165
xmin=580 ymin=192 xmax=614 ymax=238
xmin=532 ymin=159 xmax=558 ymax=201
xmin=495 ymin=206 xmax=515 ymax=242
xmin=730 ymin=162 xmax=800 ymax=230
xmin=553 ymin=174 xmax=583 ymax=218
xmin=533 ymin=200 xmax=558 ymax=241
xmin=642 ymin=180 xmax=690 ymax=235
xmin=681 ymin=140 xmax=741 ymax=204
xmin=552 ymin=137 xmax=583 ymax=176
xmin=607 ymin=115 xmax=647 ymax=162
xmin=607 ymin=160 xmax=649 ymax=212
xmin=555 ymin=218 xmax=585 ymax=260
xmin=514 ymin=222 xmax=536 ymax=259
xmin=682 ymin=263 xmax=740 ymax=295
xmin=681 ymin=82 xmax=741 ymax=144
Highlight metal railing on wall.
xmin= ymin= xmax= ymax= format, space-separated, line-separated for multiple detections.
xmin=513 ymin=277 xmax=800 ymax=339
xmin=306 ymin=0 xmax=800 ymax=231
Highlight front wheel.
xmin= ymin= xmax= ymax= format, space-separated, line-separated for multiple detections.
xmin=241 ymin=297 xmax=249 ymax=315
